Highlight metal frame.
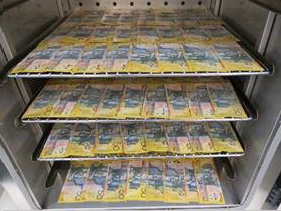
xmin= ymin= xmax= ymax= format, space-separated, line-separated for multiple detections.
xmin=214 ymin=0 xmax=222 ymax=17
xmin=36 ymin=152 xmax=245 ymax=161
xmin=1 ymin=1 xmax=278 ymax=210
xmin=9 ymin=69 xmax=272 ymax=79
xmin=22 ymin=117 xmax=253 ymax=123
xmin=244 ymin=11 xmax=276 ymax=100
xmin=56 ymin=0 xmax=65 ymax=17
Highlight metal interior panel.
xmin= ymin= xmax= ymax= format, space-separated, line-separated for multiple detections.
xmin=0 ymin=47 xmax=8 ymax=75
xmin=219 ymin=0 xmax=271 ymax=104
xmin=220 ymin=0 xmax=269 ymax=46
xmin=248 ymin=0 xmax=281 ymax=14
xmin=60 ymin=0 xmax=72 ymax=14
xmin=1 ymin=0 xmax=59 ymax=54
xmin=2 ymin=0 xmax=28 ymax=9
xmin=0 ymin=79 xmax=51 ymax=209
xmin=0 ymin=160 xmax=31 ymax=210
xmin=71 ymin=0 xmax=211 ymax=10
xmin=231 ymin=15 xmax=281 ymax=207
xmin=0 ymin=0 xmax=62 ymax=108
xmin=210 ymin=0 xmax=216 ymax=12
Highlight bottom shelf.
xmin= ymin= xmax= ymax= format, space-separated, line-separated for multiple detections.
xmin=43 ymin=159 xmax=240 ymax=209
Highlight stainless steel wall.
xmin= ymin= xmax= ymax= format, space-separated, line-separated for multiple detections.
xmin=218 ymin=1 xmax=281 ymax=208
xmin=238 ymin=14 xmax=281 ymax=208
xmin=0 ymin=0 xmax=70 ymax=209
xmin=220 ymin=0 xmax=269 ymax=46
xmin=72 ymin=0 xmax=211 ymax=10
xmin=1 ymin=0 xmax=59 ymax=54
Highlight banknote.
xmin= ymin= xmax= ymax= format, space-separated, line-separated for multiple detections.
xmin=182 ymin=44 xmax=223 ymax=72
xmin=68 ymin=124 xmax=97 ymax=156
xmin=129 ymin=44 xmax=158 ymax=72
xmin=121 ymin=123 xmax=147 ymax=154
xmin=83 ymin=162 xmax=108 ymax=202
xmin=164 ymin=160 xmax=186 ymax=203
xmin=76 ymin=44 xmax=107 ymax=73
xmin=207 ymin=122 xmax=243 ymax=153
xmin=51 ymin=82 xmax=85 ymax=118
xmin=103 ymin=161 xmax=128 ymax=202
xmin=212 ymin=43 xmax=264 ymax=71
xmin=118 ymin=84 xmax=146 ymax=118
xmin=58 ymin=162 xmax=89 ymax=203
xmin=143 ymin=84 xmax=169 ymax=118
xmin=127 ymin=160 xmax=147 ymax=201
xmin=165 ymin=83 xmax=190 ymax=118
xmin=146 ymin=160 xmax=164 ymax=201
xmin=184 ymin=160 xmax=199 ymax=202
xmin=166 ymin=123 xmax=193 ymax=154
xmin=96 ymin=123 xmax=123 ymax=154
xmin=144 ymin=122 xmax=169 ymax=152
xmin=158 ymin=44 xmax=187 ymax=72
xmin=96 ymin=84 xmax=124 ymax=118
xmin=22 ymin=81 xmax=64 ymax=119
xmin=186 ymin=123 xmax=215 ymax=153
xmin=103 ymin=44 xmax=130 ymax=72
xmin=194 ymin=159 xmax=225 ymax=204
xmin=73 ymin=83 xmax=107 ymax=118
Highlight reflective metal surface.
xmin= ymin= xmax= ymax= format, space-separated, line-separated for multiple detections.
xmin=0 ymin=79 xmax=51 ymax=209
xmin=0 ymin=160 xmax=30 ymax=210
xmin=0 ymin=0 xmax=68 ymax=209
xmin=232 ymin=14 xmax=281 ymax=208
xmin=220 ymin=0 xmax=269 ymax=46
xmin=248 ymin=0 xmax=281 ymax=14
xmin=1 ymin=0 xmax=59 ymax=54
xmin=71 ymin=0 xmax=211 ymax=10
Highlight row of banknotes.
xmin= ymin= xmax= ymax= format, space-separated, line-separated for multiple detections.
xmin=63 ymin=9 xmax=223 ymax=26
xmin=22 ymin=78 xmax=248 ymax=120
xmin=39 ymin=122 xmax=243 ymax=159
xmin=10 ymin=41 xmax=263 ymax=75
xmin=37 ymin=24 xmax=238 ymax=44
xmin=58 ymin=159 xmax=225 ymax=204
xmin=10 ymin=9 xmax=264 ymax=75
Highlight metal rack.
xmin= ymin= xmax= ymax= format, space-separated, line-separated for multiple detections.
xmin=42 ymin=159 xmax=240 ymax=209
xmin=7 ymin=31 xmax=273 ymax=79
xmin=22 ymin=117 xmax=252 ymax=123
xmin=5 ymin=2 xmax=272 ymax=209
xmin=32 ymin=119 xmax=245 ymax=161
xmin=20 ymin=77 xmax=258 ymax=123
xmin=8 ymin=70 xmax=272 ymax=78
xmin=36 ymin=152 xmax=244 ymax=161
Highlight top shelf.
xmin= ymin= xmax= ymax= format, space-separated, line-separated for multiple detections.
xmin=8 ymin=9 xmax=273 ymax=78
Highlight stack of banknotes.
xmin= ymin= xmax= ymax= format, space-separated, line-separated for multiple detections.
xmin=39 ymin=122 xmax=243 ymax=159
xmin=10 ymin=9 xmax=264 ymax=75
xmin=22 ymin=78 xmax=247 ymax=120
xmin=58 ymin=159 xmax=225 ymax=204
